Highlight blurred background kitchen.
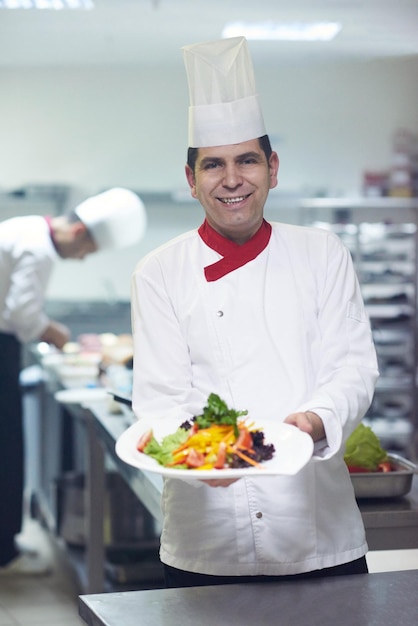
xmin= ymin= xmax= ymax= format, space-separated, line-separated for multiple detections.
xmin=1 ymin=1 xmax=417 ymax=304
xmin=0 ymin=1 xmax=417 ymax=624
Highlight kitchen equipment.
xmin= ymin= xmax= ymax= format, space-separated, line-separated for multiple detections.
xmin=56 ymin=364 xmax=99 ymax=388
xmin=350 ymin=453 xmax=417 ymax=498
xmin=55 ymin=471 xmax=158 ymax=547
xmin=109 ymin=390 xmax=135 ymax=423
xmin=363 ymin=416 xmax=413 ymax=449
xmin=110 ymin=390 xmax=132 ymax=408
xmin=105 ymin=547 xmax=164 ymax=585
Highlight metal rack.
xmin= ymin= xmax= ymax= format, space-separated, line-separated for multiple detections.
xmin=299 ymin=198 xmax=418 ymax=460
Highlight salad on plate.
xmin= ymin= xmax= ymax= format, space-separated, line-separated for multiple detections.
xmin=137 ymin=393 xmax=276 ymax=471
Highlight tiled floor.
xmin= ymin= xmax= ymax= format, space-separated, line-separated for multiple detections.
xmin=0 ymin=519 xmax=84 ymax=626
xmin=0 ymin=518 xmax=417 ymax=626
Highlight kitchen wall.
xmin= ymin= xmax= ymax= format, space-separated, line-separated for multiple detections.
xmin=2 ymin=56 xmax=418 ymax=195
xmin=1 ymin=55 xmax=417 ymax=301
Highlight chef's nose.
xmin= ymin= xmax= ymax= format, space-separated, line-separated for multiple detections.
xmin=223 ymin=163 xmax=242 ymax=188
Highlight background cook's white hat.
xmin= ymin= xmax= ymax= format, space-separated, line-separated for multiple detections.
xmin=182 ymin=36 xmax=266 ymax=148
xmin=74 ymin=187 xmax=147 ymax=251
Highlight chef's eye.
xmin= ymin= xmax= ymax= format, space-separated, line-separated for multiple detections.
xmin=202 ymin=161 xmax=220 ymax=170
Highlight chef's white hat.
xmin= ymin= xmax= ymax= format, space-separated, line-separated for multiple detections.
xmin=74 ymin=187 xmax=147 ymax=251
xmin=182 ymin=36 xmax=266 ymax=148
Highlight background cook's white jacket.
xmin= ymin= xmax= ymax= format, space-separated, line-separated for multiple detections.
xmin=0 ymin=216 xmax=57 ymax=343
xmin=131 ymin=222 xmax=379 ymax=576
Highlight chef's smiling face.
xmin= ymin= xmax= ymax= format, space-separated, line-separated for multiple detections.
xmin=185 ymin=138 xmax=279 ymax=244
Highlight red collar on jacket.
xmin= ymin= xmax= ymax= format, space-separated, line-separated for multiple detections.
xmin=44 ymin=215 xmax=57 ymax=246
xmin=44 ymin=215 xmax=53 ymax=234
xmin=198 ymin=219 xmax=272 ymax=282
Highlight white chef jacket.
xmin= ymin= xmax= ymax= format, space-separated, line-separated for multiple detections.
xmin=0 ymin=215 xmax=57 ymax=343
xmin=131 ymin=221 xmax=379 ymax=576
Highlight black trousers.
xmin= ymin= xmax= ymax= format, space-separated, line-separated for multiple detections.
xmin=164 ymin=556 xmax=368 ymax=588
xmin=0 ymin=332 xmax=23 ymax=565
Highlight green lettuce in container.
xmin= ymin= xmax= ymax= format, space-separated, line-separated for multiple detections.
xmin=344 ymin=423 xmax=388 ymax=471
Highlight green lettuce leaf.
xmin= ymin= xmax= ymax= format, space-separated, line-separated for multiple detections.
xmin=344 ymin=423 xmax=388 ymax=470
xmin=144 ymin=427 xmax=189 ymax=467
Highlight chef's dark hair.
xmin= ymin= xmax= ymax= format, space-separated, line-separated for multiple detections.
xmin=66 ymin=210 xmax=83 ymax=224
xmin=66 ymin=211 xmax=94 ymax=237
xmin=187 ymin=134 xmax=273 ymax=174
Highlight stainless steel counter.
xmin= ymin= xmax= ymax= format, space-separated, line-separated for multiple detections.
xmin=359 ymin=481 xmax=418 ymax=550
xmin=86 ymin=402 xmax=163 ymax=523
xmin=79 ymin=569 xmax=418 ymax=626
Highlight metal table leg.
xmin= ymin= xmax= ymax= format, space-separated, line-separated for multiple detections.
xmin=84 ymin=408 xmax=106 ymax=593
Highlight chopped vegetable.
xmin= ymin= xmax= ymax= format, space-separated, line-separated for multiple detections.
xmin=346 ymin=465 xmax=373 ymax=474
xmin=377 ymin=461 xmax=392 ymax=473
xmin=136 ymin=429 xmax=153 ymax=452
xmin=141 ymin=427 xmax=189 ymax=468
xmin=346 ymin=462 xmax=394 ymax=474
xmin=138 ymin=393 xmax=275 ymax=471
xmin=344 ymin=423 xmax=389 ymax=472
xmin=193 ymin=393 xmax=248 ymax=436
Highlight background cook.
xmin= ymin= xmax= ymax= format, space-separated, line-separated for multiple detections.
xmin=0 ymin=187 xmax=146 ymax=575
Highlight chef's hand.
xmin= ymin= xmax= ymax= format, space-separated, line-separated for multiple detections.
xmin=201 ymin=412 xmax=325 ymax=487
xmin=202 ymin=477 xmax=240 ymax=488
xmin=40 ymin=320 xmax=71 ymax=350
xmin=284 ymin=411 xmax=325 ymax=442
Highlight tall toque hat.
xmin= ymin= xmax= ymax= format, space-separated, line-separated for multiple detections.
xmin=182 ymin=36 xmax=266 ymax=148
xmin=74 ymin=187 xmax=147 ymax=251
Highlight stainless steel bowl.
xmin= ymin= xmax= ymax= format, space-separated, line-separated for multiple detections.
xmin=350 ymin=453 xmax=417 ymax=499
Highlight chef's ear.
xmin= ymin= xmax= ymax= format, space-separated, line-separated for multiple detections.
xmin=269 ymin=152 xmax=279 ymax=190
xmin=185 ymin=164 xmax=197 ymax=199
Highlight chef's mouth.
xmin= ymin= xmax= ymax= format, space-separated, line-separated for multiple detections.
xmin=217 ymin=194 xmax=251 ymax=205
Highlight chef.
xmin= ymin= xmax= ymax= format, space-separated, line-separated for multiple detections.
xmin=0 ymin=187 xmax=146 ymax=575
xmin=130 ymin=37 xmax=379 ymax=587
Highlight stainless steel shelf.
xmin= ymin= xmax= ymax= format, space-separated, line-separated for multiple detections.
xmin=302 ymin=198 xmax=418 ymax=458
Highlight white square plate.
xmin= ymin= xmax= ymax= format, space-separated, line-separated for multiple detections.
xmin=115 ymin=417 xmax=314 ymax=479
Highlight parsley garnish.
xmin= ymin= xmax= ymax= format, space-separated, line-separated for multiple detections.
xmin=194 ymin=393 xmax=247 ymax=436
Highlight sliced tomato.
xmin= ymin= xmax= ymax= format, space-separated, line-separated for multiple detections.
xmin=347 ymin=465 xmax=372 ymax=473
xmin=185 ymin=448 xmax=206 ymax=468
xmin=214 ymin=442 xmax=227 ymax=469
xmin=235 ymin=426 xmax=253 ymax=450
xmin=377 ymin=461 xmax=393 ymax=473
xmin=136 ymin=429 xmax=153 ymax=452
